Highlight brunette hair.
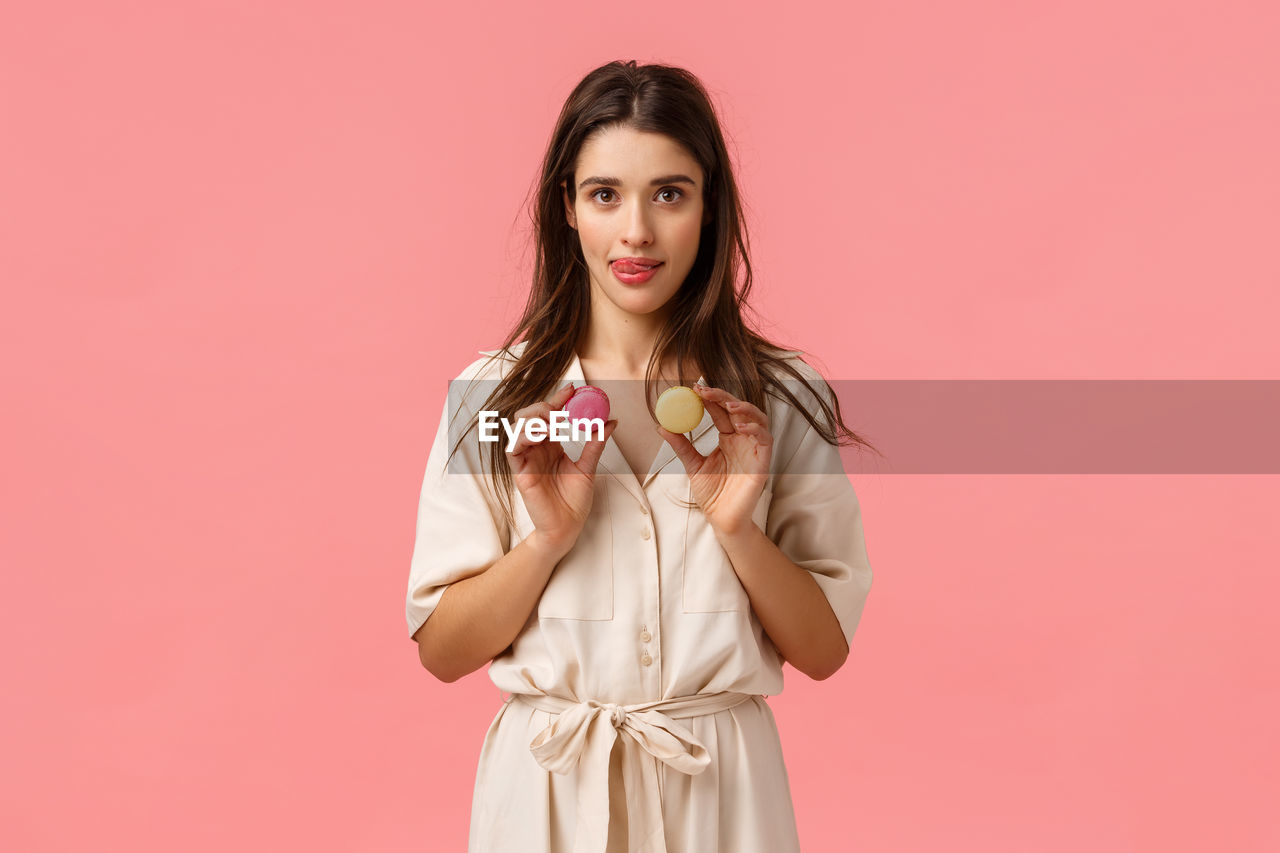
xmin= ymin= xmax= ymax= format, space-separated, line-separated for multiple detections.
xmin=450 ymin=59 xmax=879 ymax=525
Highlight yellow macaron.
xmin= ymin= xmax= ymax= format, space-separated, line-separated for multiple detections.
xmin=655 ymin=385 xmax=705 ymax=434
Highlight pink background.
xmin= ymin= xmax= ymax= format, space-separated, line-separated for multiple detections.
xmin=3 ymin=1 xmax=1278 ymax=850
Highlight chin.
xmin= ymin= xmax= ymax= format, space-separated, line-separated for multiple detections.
xmin=619 ymin=293 xmax=678 ymax=316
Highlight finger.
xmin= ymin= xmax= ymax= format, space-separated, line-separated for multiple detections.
xmin=506 ymin=420 xmax=558 ymax=457
xmin=731 ymin=420 xmax=774 ymax=447
xmin=576 ymin=419 xmax=617 ymax=474
xmin=691 ymin=385 xmax=735 ymax=434
xmin=697 ymin=384 xmax=769 ymax=428
xmin=723 ymin=398 xmax=769 ymax=429
xmin=656 ymin=425 xmax=706 ymax=475
xmin=506 ymin=439 xmax=535 ymax=464
xmin=694 ymin=383 xmax=739 ymax=406
xmin=506 ymin=401 xmax=562 ymax=455
xmin=507 ymin=442 xmax=546 ymax=477
xmin=546 ymin=382 xmax=576 ymax=408
xmin=513 ymin=400 xmax=555 ymax=424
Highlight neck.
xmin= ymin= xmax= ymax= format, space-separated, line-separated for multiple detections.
xmin=577 ymin=292 xmax=673 ymax=380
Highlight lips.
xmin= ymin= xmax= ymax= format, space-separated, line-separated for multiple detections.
xmin=611 ymin=259 xmax=662 ymax=275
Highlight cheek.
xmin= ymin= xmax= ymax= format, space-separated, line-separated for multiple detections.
xmin=672 ymin=215 xmax=704 ymax=257
xmin=575 ymin=217 xmax=610 ymax=259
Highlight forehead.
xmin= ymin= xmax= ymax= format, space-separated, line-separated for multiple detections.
xmin=574 ymin=125 xmax=702 ymax=183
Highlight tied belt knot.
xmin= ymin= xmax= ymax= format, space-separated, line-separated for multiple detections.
xmin=602 ymin=702 xmax=627 ymax=729
xmin=514 ymin=690 xmax=754 ymax=853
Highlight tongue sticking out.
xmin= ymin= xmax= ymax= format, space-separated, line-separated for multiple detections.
xmin=613 ymin=260 xmax=659 ymax=275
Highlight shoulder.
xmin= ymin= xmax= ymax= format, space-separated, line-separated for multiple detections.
xmin=771 ymin=349 xmax=826 ymax=384
xmin=442 ymin=340 xmax=530 ymax=427
xmin=757 ymin=347 xmax=845 ymax=463
xmin=760 ymin=347 xmax=836 ymax=413
xmin=759 ymin=350 xmax=848 ymax=475
xmin=452 ymin=340 xmax=530 ymax=383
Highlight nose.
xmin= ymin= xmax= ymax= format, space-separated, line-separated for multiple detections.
xmin=620 ymin=198 xmax=654 ymax=248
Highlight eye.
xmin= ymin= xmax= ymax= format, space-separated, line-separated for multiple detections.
xmin=657 ymin=187 xmax=683 ymax=203
xmin=590 ymin=188 xmax=616 ymax=204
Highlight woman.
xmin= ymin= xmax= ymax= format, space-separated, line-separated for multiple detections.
xmin=407 ymin=60 xmax=877 ymax=852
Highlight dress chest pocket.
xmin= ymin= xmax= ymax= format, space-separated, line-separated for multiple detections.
xmin=511 ymin=483 xmax=615 ymax=621
xmin=681 ymin=485 xmax=772 ymax=613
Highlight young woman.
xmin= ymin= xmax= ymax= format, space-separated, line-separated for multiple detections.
xmin=407 ymin=60 xmax=876 ymax=853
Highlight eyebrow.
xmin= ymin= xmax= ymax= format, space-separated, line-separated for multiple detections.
xmin=577 ymin=174 xmax=697 ymax=191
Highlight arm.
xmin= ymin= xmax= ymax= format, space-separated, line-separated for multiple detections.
xmin=408 ymin=382 xmax=614 ymax=682
xmin=658 ymin=379 xmax=871 ymax=682
xmin=413 ymin=530 xmax=570 ymax=682
xmin=713 ymin=522 xmax=849 ymax=680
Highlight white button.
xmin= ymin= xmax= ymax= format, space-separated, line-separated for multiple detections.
xmin=641 ymin=653 xmax=653 ymax=666
xmin=640 ymin=630 xmax=652 ymax=642
xmin=639 ymin=504 xmax=650 ymax=515
xmin=641 ymin=527 xmax=651 ymax=540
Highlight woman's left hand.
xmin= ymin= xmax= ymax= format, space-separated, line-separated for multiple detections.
xmin=656 ymin=383 xmax=771 ymax=536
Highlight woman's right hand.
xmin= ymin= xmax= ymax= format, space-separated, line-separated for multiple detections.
xmin=506 ymin=383 xmax=616 ymax=559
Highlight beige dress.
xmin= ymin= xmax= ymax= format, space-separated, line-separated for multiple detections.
xmin=406 ymin=341 xmax=873 ymax=853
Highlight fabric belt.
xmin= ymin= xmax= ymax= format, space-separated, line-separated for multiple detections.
xmin=513 ymin=690 xmax=755 ymax=853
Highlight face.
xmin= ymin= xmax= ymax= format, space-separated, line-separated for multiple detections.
xmin=563 ymin=124 xmax=711 ymax=321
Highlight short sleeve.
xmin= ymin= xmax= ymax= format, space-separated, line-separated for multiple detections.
xmin=765 ymin=376 xmax=874 ymax=649
xmin=405 ymin=392 xmax=511 ymax=640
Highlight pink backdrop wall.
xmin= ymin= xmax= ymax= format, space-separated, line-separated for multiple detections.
xmin=4 ymin=1 xmax=1277 ymax=850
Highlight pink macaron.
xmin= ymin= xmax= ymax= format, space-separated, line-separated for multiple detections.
xmin=565 ymin=384 xmax=610 ymax=424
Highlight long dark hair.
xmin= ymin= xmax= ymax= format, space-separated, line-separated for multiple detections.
xmin=450 ymin=60 xmax=879 ymax=525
